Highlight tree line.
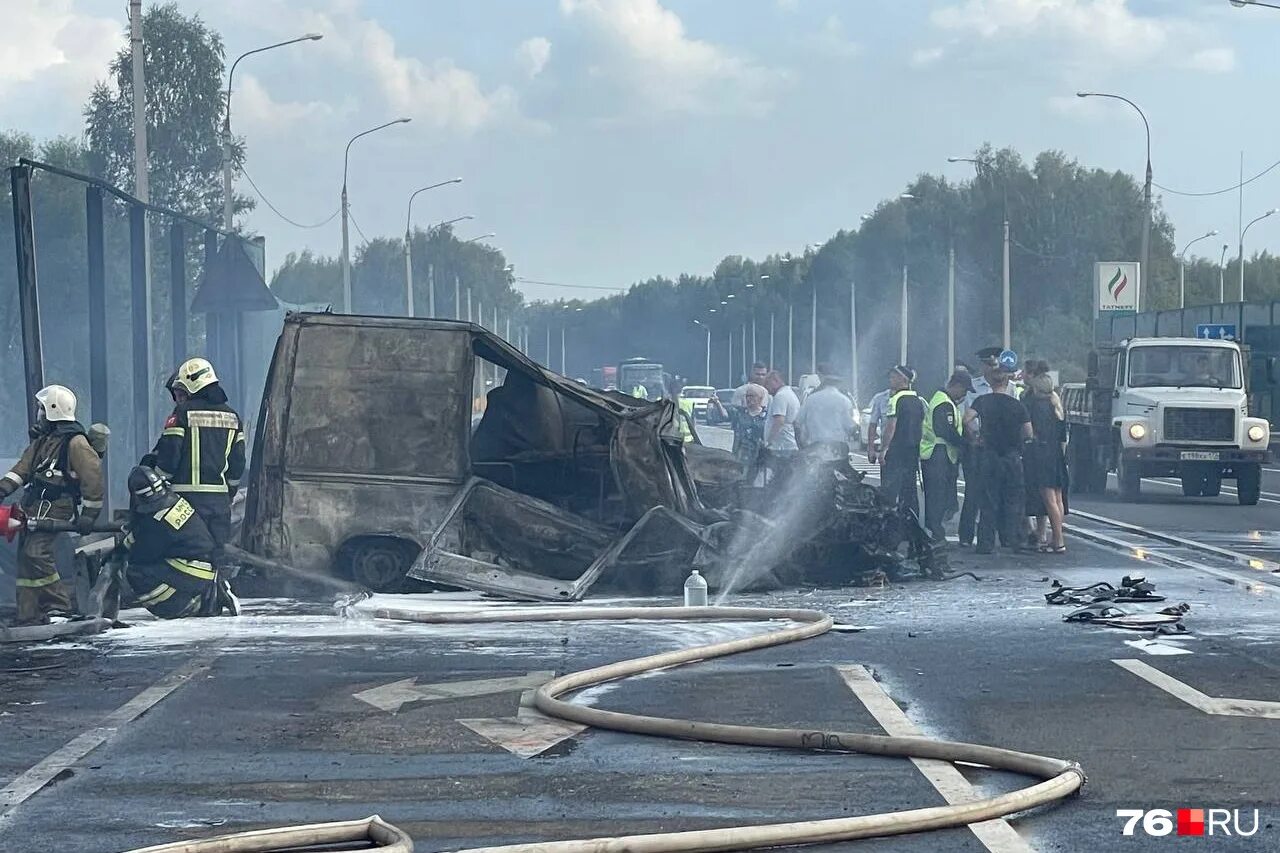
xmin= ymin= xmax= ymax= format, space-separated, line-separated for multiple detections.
xmin=8 ymin=4 xmax=1280 ymax=460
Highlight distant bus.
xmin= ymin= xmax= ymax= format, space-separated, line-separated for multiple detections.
xmin=618 ymin=358 xmax=665 ymax=400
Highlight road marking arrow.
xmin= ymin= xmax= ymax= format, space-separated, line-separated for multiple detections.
xmin=1114 ymin=659 xmax=1280 ymax=720
xmin=459 ymin=687 xmax=587 ymax=758
xmin=353 ymin=671 xmax=555 ymax=714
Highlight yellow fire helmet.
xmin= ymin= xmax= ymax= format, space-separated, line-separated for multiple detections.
xmin=171 ymin=357 xmax=219 ymax=395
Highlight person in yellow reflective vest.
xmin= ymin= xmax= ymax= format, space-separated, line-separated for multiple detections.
xmin=880 ymin=366 xmax=924 ymax=516
xmin=919 ymin=372 xmax=973 ymax=542
xmin=630 ymin=384 xmax=648 ymax=400
xmin=676 ymin=396 xmax=696 ymax=443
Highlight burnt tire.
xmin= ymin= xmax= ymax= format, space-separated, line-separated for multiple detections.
xmin=340 ymin=537 xmax=419 ymax=592
xmin=1237 ymin=464 xmax=1261 ymax=506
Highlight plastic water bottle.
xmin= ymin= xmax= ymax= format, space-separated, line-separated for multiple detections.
xmin=684 ymin=570 xmax=708 ymax=607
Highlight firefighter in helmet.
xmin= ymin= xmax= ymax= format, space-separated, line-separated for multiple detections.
xmin=142 ymin=358 xmax=245 ymax=562
xmin=113 ymin=465 xmax=236 ymax=618
xmin=0 ymin=385 xmax=104 ymax=625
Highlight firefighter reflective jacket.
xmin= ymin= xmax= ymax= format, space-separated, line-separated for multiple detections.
xmin=153 ymin=396 xmax=246 ymax=496
xmin=121 ymin=496 xmax=218 ymax=596
xmin=0 ymin=422 xmax=104 ymax=521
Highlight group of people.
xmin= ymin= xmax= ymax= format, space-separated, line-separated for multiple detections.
xmin=2 ymin=357 xmax=246 ymax=626
xmin=866 ymin=348 xmax=1068 ymax=555
xmin=707 ymin=361 xmax=856 ymax=486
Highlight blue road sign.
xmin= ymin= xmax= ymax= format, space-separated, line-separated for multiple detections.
xmin=1195 ymin=323 xmax=1237 ymax=340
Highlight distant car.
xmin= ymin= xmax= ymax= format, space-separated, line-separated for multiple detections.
xmin=678 ymin=385 xmax=716 ymax=421
xmin=705 ymin=389 xmax=736 ymax=425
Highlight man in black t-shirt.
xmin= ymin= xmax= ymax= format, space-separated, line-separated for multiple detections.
xmin=881 ymin=365 xmax=925 ymax=516
xmin=964 ymin=357 xmax=1032 ymax=554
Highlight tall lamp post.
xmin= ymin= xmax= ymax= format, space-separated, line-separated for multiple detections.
xmin=465 ymin=232 xmax=496 ymax=243
xmin=693 ymin=319 xmax=712 ymax=385
xmin=223 ymin=33 xmax=323 ymax=230
xmin=897 ymin=194 xmax=917 ymax=365
xmin=948 ymin=155 xmax=1012 ymax=350
xmin=1077 ymin=91 xmax=1152 ymax=310
xmin=1176 ymin=230 xmax=1219 ymax=309
xmin=1239 ymin=208 xmax=1278 ymax=302
xmin=1230 ymin=0 xmax=1280 ymax=10
xmin=403 ymin=178 xmax=461 ymax=316
xmin=342 ymin=117 xmax=412 ymax=312
xmin=1220 ymin=243 xmax=1230 ymax=304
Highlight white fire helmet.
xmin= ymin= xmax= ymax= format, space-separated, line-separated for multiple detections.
xmin=35 ymin=385 xmax=77 ymax=422
xmin=171 ymin=357 xmax=219 ymax=395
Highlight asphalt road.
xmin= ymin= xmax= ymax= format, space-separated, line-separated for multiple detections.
xmin=1 ymin=429 xmax=1277 ymax=852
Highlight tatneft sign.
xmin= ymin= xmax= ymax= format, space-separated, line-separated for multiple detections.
xmin=1095 ymin=262 xmax=1141 ymax=315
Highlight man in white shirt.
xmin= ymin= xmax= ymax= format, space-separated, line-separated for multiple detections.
xmin=762 ymin=370 xmax=800 ymax=489
xmin=797 ymin=374 xmax=854 ymax=448
xmin=732 ymin=362 xmax=771 ymax=408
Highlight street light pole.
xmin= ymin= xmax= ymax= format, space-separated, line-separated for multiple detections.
xmin=404 ymin=178 xmax=462 ymax=315
xmin=342 ymin=117 xmax=412 ymax=312
xmin=849 ymin=278 xmax=859 ymax=404
xmin=1176 ymin=230 xmax=1219 ymax=309
xmin=947 ymin=243 xmax=956 ymax=374
xmin=1077 ymin=92 xmax=1152 ymax=310
xmin=223 ymin=33 xmax=323 ymax=230
xmin=1230 ymin=0 xmax=1280 ymax=10
xmin=948 ymin=157 xmax=1011 ymax=348
xmin=1220 ymin=243 xmax=1230 ymax=303
xmin=1239 ymin=208 xmax=1278 ymax=302
xmin=694 ymin=320 xmax=711 ymax=385
xmin=899 ymin=264 xmax=908 ymax=364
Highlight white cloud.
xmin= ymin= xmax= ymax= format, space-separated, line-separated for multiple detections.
xmin=560 ymin=0 xmax=785 ymax=117
xmin=234 ymin=73 xmax=341 ymax=133
xmin=809 ymin=15 xmax=860 ymax=60
xmin=517 ymin=37 xmax=553 ymax=79
xmin=931 ymin=0 xmax=1235 ymax=74
xmin=221 ymin=0 xmax=521 ymax=134
xmin=0 ymin=0 xmax=122 ymax=101
xmin=910 ymin=47 xmax=946 ymax=68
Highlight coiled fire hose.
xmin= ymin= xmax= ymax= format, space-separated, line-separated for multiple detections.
xmin=125 ymin=605 xmax=1085 ymax=853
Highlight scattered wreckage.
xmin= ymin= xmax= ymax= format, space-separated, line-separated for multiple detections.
xmin=239 ymin=313 xmax=944 ymax=600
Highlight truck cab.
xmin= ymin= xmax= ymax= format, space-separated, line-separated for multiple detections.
xmin=1063 ymin=337 xmax=1271 ymax=504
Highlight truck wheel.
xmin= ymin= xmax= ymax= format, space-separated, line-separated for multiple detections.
xmin=1117 ymin=457 xmax=1142 ymax=501
xmin=1202 ymin=473 xmax=1222 ymax=498
xmin=1180 ymin=475 xmax=1203 ymax=498
xmin=1237 ymin=464 xmax=1261 ymax=506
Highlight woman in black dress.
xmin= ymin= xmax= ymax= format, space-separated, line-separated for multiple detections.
xmin=1024 ymin=363 xmax=1068 ymax=553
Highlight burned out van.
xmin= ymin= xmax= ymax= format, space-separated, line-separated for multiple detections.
xmin=241 ymin=313 xmax=713 ymax=594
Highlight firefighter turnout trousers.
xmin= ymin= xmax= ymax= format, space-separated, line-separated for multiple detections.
xmin=16 ymin=531 xmax=69 ymax=625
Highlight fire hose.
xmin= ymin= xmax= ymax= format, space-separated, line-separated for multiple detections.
xmin=123 ymin=604 xmax=1085 ymax=853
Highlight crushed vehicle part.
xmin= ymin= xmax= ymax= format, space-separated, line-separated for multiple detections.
xmin=409 ymin=477 xmax=708 ymax=600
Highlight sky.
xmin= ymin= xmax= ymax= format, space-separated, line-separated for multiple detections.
xmin=6 ymin=0 xmax=1280 ymax=303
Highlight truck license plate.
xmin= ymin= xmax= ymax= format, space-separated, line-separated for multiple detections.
xmin=1180 ymin=451 xmax=1220 ymax=461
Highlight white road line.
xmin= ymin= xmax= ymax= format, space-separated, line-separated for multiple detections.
xmin=1112 ymin=659 xmax=1280 ymax=720
xmin=835 ymin=665 xmax=1033 ymax=853
xmin=0 ymin=652 xmax=218 ymax=819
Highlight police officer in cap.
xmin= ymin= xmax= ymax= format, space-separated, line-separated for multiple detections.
xmin=880 ymin=365 xmax=925 ymax=515
xmin=113 ymin=466 xmax=238 ymax=618
xmin=920 ymin=371 xmax=973 ymax=542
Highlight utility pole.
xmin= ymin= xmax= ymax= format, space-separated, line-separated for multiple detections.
xmin=728 ymin=332 xmax=734 ymax=387
xmin=1002 ymin=220 xmax=1011 ymax=350
xmin=404 ymin=233 xmax=414 ymax=316
xmin=947 ymin=243 xmax=956 ymax=375
xmin=427 ymin=263 xmax=435 ymax=317
xmin=454 ymin=274 xmax=461 ymax=321
xmin=899 ymin=265 xmax=908 ymax=364
xmin=741 ymin=323 xmax=747 ymax=380
xmin=560 ymin=325 xmax=566 ymax=375
xmin=850 ymin=278 xmax=859 ymax=404
xmin=466 ymin=287 xmax=472 ymax=323
xmin=769 ymin=313 xmax=775 ymax=371
xmin=810 ymin=286 xmax=817 ymax=375
xmin=129 ymin=0 xmax=154 ymax=437
xmin=787 ymin=303 xmax=794 ymax=383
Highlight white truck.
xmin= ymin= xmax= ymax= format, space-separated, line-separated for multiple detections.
xmin=1062 ymin=337 xmax=1271 ymax=504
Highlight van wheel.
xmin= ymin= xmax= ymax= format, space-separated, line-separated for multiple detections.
xmin=340 ymin=537 xmax=420 ymax=592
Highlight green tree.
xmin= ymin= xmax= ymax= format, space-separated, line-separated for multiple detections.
xmin=83 ymin=2 xmax=249 ymax=223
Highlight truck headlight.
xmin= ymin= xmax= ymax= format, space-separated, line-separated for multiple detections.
xmin=1248 ymin=424 xmax=1267 ymax=442
xmin=1128 ymin=423 xmax=1147 ymax=441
